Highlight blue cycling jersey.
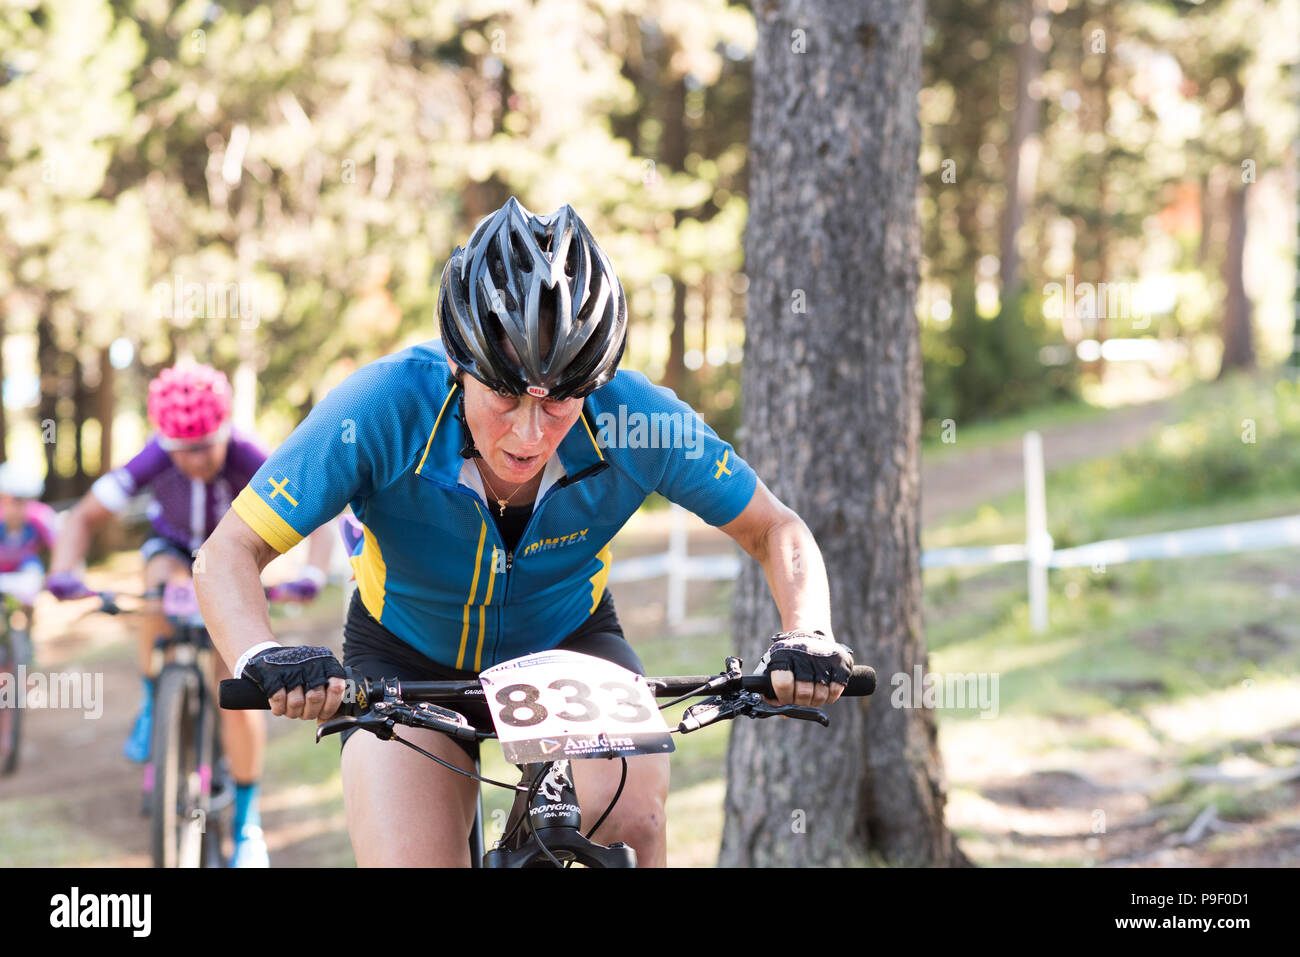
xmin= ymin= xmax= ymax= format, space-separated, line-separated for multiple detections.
xmin=233 ymin=341 xmax=757 ymax=670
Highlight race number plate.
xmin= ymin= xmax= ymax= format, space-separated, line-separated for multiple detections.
xmin=162 ymin=581 xmax=202 ymax=624
xmin=479 ymin=650 xmax=674 ymax=763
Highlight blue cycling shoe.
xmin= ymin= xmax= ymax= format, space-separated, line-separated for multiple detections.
xmin=230 ymin=825 xmax=270 ymax=868
xmin=123 ymin=699 xmax=153 ymax=763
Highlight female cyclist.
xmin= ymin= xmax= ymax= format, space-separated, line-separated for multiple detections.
xmin=197 ymin=197 xmax=854 ymax=867
xmin=47 ymin=361 xmax=330 ymax=867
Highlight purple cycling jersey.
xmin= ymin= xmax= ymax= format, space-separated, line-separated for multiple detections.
xmin=90 ymin=431 xmax=267 ymax=551
xmin=0 ymin=500 xmax=57 ymax=573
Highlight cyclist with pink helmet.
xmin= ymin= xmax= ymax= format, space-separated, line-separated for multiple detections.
xmin=48 ymin=361 xmax=330 ymax=867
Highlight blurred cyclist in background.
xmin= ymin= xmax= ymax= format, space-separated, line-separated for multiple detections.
xmin=0 ymin=462 xmax=56 ymax=608
xmin=47 ymin=361 xmax=331 ymax=867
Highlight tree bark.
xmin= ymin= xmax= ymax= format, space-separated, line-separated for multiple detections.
xmin=720 ymin=0 xmax=967 ymax=867
xmin=661 ymin=66 xmax=690 ymax=392
xmin=1218 ymin=180 xmax=1255 ymax=375
xmin=96 ymin=346 xmax=115 ymax=476
xmin=999 ymin=0 xmax=1047 ymax=300
xmin=37 ymin=308 xmax=63 ymax=500
xmin=73 ymin=355 xmax=89 ymax=488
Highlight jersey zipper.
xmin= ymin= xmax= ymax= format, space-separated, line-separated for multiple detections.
xmin=489 ymin=483 xmax=560 ymax=665
xmin=490 ymin=461 xmax=610 ymax=664
xmin=422 ymin=461 xmax=609 ymax=668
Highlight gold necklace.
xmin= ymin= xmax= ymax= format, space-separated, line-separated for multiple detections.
xmin=475 ymin=460 xmax=523 ymax=517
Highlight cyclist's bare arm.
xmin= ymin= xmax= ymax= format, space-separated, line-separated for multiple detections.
xmin=196 ymin=510 xmax=346 ymax=721
xmin=48 ymin=492 xmax=114 ymax=574
xmin=717 ymin=478 xmax=839 ymax=708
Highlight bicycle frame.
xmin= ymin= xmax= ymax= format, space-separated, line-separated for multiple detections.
xmin=0 ymin=599 xmax=32 ymax=776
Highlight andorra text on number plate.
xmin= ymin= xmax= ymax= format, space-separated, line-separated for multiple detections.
xmin=479 ymin=650 xmax=674 ymax=763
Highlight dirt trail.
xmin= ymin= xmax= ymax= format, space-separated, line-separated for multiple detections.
xmin=922 ymin=399 xmax=1175 ymax=525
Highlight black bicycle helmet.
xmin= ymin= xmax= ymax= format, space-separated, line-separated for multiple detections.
xmin=438 ymin=196 xmax=627 ymax=400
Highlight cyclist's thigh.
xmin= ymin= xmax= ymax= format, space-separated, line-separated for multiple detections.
xmin=341 ymin=727 xmax=480 ymax=867
xmin=571 ymin=753 xmax=670 ymax=835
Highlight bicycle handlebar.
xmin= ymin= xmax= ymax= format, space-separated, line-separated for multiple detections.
xmin=655 ymin=667 xmax=876 ymax=698
xmin=218 ymin=664 xmax=877 ymax=712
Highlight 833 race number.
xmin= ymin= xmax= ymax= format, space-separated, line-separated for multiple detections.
xmin=479 ymin=651 xmax=673 ymax=762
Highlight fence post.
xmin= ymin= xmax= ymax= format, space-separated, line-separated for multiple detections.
xmin=1024 ymin=430 xmax=1052 ymax=634
xmin=667 ymin=503 xmax=688 ymax=629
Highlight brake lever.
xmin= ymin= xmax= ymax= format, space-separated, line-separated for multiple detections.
xmin=678 ymin=694 xmax=747 ymax=733
xmin=408 ymin=701 xmax=479 ymax=742
xmin=746 ymin=698 xmax=830 ymax=726
xmin=316 ymin=711 xmax=395 ymax=742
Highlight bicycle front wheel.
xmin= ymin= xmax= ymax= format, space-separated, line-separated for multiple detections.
xmin=0 ymin=637 xmax=21 ymax=776
xmin=150 ymin=666 xmax=206 ymax=868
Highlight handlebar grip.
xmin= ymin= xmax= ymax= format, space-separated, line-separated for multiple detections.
xmin=219 ymin=668 xmax=367 ymax=713
xmin=846 ymin=666 xmax=876 ymax=696
xmin=741 ymin=665 xmax=876 ymax=698
xmin=219 ymin=678 xmax=270 ymax=710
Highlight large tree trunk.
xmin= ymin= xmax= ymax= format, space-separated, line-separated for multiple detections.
xmin=720 ymin=0 xmax=966 ymax=867
xmin=1218 ymin=180 xmax=1255 ymax=375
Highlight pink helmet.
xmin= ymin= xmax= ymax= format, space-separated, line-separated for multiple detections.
xmin=147 ymin=362 xmax=233 ymax=442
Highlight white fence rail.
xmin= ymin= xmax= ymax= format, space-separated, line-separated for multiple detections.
xmin=612 ymin=433 xmax=1300 ymax=634
xmin=1047 ymin=514 xmax=1300 ymax=568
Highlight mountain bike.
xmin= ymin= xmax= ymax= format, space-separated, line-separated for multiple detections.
xmin=0 ymin=593 xmax=34 ymax=776
xmin=221 ymin=652 xmax=876 ymax=867
xmin=93 ymin=584 xmax=233 ymax=867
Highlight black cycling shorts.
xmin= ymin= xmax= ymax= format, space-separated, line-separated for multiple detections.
xmin=339 ymin=589 xmax=644 ymax=762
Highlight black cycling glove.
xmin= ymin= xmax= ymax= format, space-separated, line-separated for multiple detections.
xmin=241 ymin=645 xmax=346 ymax=698
xmin=756 ymin=631 xmax=854 ymax=686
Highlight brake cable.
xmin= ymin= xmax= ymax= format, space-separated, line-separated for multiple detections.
xmin=387 ymin=732 xmax=526 ymax=792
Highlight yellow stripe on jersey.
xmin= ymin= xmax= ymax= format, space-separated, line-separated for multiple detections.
xmin=352 ymin=522 xmax=389 ymax=621
xmin=456 ymin=518 xmax=487 ymax=670
xmin=581 ymin=411 xmax=605 ymax=461
xmin=474 ymin=547 xmax=499 ymax=671
xmin=415 ymin=383 xmax=460 ymax=476
xmin=589 ymin=543 xmax=612 ymax=613
xmin=232 ymin=486 xmax=304 ymax=554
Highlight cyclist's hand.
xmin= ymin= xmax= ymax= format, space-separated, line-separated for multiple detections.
xmin=265 ymin=577 xmax=322 ymax=604
xmin=46 ymin=572 xmax=95 ymax=601
xmin=241 ymin=645 xmax=347 ymax=721
xmin=755 ymin=630 xmax=854 ymax=708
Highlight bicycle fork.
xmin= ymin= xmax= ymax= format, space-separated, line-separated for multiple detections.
xmin=483 ymin=760 xmax=637 ymax=868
